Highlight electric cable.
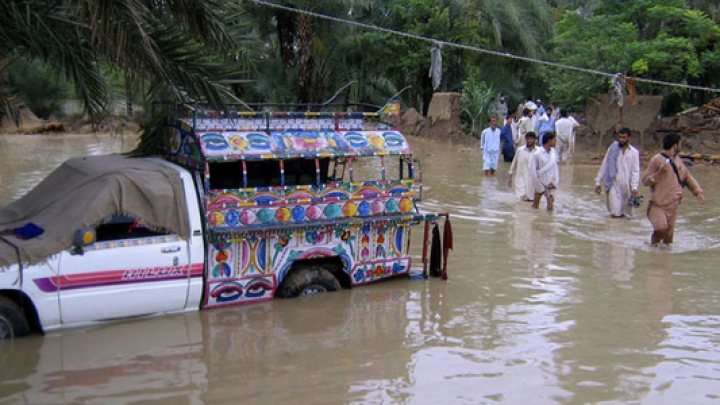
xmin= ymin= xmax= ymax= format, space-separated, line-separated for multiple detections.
xmin=251 ymin=0 xmax=720 ymax=93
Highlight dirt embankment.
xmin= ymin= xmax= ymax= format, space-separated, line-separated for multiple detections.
xmin=645 ymin=99 xmax=720 ymax=163
xmin=400 ymin=92 xmax=476 ymax=147
xmin=1 ymin=110 xmax=141 ymax=135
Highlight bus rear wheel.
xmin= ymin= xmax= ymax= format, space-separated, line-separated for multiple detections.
xmin=0 ymin=297 xmax=29 ymax=340
xmin=276 ymin=265 xmax=341 ymax=298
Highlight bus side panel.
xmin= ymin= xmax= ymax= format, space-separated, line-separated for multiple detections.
xmin=349 ymin=221 xmax=411 ymax=285
xmin=202 ymin=237 xmax=275 ymax=309
xmin=201 ymin=217 xmax=415 ymax=308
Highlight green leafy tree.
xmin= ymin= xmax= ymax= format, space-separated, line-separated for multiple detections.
xmin=8 ymin=58 xmax=71 ymax=120
xmin=687 ymin=0 xmax=720 ymax=23
xmin=0 ymin=0 xmax=254 ymax=124
xmin=347 ymin=0 xmax=468 ymax=114
xmin=544 ymin=0 xmax=720 ymax=112
xmin=461 ymin=0 xmax=557 ymax=105
xmin=233 ymin=0 xmax=559 ymax=114
xmin=238 ymin=1 xmax=377 ymax=107
xmin=460 ymin=77 xmax=496 ymax=139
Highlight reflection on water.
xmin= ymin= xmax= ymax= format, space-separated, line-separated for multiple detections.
xmin=2 ymin=134 xmax=720 ymax=404
xmin=594 ymin=241 xmax=636 ymax=281
xmin=0 ymin=284 xmax=418 ymax=404
xmin=0 ymin=133 xmax=134 ymax=205
xmin=592 ymin=219 xmax=638 ymax=282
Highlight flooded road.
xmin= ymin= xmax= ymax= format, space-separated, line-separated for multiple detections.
xmin=1 ymin=133 xmax=720 ymax=404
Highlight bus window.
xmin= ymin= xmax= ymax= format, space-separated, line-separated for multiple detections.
xmin=349 ymin=155 xmax=413 ymax=183
xmin=385 ymin=157 xmax=400 ymax=180
xmin=327 ymin=158 xmax=347 ymax=182
xmin=208 ymin=161 xmax=243 ymax=190
xmin=399 ymin=156 xmax=414 ymax=180
xmin=283 ymin=158 xmax=329 ymax=186
xmin=351 ymin=157 xmax=384 ymax=182
xmin=245 ymin=160 xmax=282 ymax=187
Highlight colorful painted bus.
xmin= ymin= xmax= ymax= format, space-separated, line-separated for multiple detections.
xmin=0 ymin=105 xmax=451 ymax=338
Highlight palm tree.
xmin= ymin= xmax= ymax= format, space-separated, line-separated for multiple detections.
xmin=241 ymin=1 xmax=375 ymax=106
xmin=0 ymin=0 xmax=255 ymax=124
xmin=466 ymin=0 xmax=556 ymax=58
xmin=461 ymin=0 xmax=557 ymax=103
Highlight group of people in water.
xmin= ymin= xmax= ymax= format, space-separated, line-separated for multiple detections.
xmin=480 ymin=99 xmax=578 ymax=211
xmin=479 ymin=99 xmax=705 ymax=246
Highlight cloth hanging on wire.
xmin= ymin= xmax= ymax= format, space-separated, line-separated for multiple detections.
xmin=627 ymin=77 xmax=637 ymax=105
xmin=610 ymin=73 xmax=626 ymax=107
xmin=429 ymin=43 xmax=442 ymax=91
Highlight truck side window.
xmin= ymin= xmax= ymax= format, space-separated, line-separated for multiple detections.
xmin=245 ymin=160 xmax=282 ymax=187
xmin=353 ymin=156 xmax=412 ymax=182
xmin=208 ymin=161 xmax=243 ymax=189
xmin=328 ymin=158 xmax=347 ymax=182
xmin=318 ymin=158 xmax=329 ymax=184
xmin=351 ymin=157 xmax=384 ymax=182
xmin=399 ymin=156 xmax=414 ymax=179
xmin=283 ymin=158 xmax=329 ymax=186
xmin=95 ymin=215 xmax=168 ymax=241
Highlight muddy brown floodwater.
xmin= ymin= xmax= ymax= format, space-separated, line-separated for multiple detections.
xmin=1 ymin=133 xmax=720 ymax=404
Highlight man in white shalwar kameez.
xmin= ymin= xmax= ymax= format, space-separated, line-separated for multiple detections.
xmin=594 ymin=127 xmax=641 ymax=217
xmin=524 ymin=100 xmax=539 ymax=134
xmin=516 ymin=108 xmax=533 ymax=150
xmin=480 ymin=116 xmax=502 ymax=176
xmin=530 ymin=132 xmax=560 ymax=211
xmin=555 ymin=109 xmax=579 ymax=163
xmin=508 ymin=131 xmax=539 ymax=201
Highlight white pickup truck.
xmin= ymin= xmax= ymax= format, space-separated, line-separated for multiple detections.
xmin=0 ymin=107 xmax=451 ymax=339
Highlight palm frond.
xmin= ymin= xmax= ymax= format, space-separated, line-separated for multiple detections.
xmin=1 ymin=1 xmax=110 ymax=120
xmin=1 ymin=0 xmax=257 ymax=122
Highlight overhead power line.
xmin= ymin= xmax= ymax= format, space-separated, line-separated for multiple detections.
xmin=251 ymin=0 xmax=720 ymax=94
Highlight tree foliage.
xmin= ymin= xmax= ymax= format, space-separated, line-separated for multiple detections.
xmin=4 ymin=0 xmax=720 ymax=127
xmin=461 ymin=0 xmax=557 ymax=106
xmin=236 ymin=0 xmax=380 ymax=109
xmin=8 ymin=58 xmax=71 ymax=120
xmin=460 ymin=77 xmax=496 ymax=139
xmin=345 ymin=0 xmax=468 ymax=114
xmin=544 ymin=0 xmax=720 ymax=113
xmin=1 ymin=0 xmax=255 ymax=123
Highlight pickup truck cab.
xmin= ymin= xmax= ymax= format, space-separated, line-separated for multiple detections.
xmin=0 ymin=106 xmax=450 ymax=339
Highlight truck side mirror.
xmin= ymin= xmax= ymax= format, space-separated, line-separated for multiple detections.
xmin=71 ymin=227 xmax=96 ymax=255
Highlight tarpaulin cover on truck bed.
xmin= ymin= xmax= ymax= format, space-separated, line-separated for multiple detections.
xmin=0 ymin=155 xmax=190 ymax=268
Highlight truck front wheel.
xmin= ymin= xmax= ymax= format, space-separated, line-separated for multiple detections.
xmin=0 ymin=297 xmax=29 ymax=340
xmin=276 ymin=265 xmax=341 ymax=298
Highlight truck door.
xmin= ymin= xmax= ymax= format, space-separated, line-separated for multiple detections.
xmin=57 ymin=215 xmax=191 ymax=325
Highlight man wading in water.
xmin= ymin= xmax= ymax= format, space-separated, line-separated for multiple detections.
xmin=530 ymin=132 xmax=559 ymax=211
xmin=642 ymin=133 xmax=705 ymax=245
xmin=508 ymin=131 xmax=539 ymax=202
xmin=594 ymin=127 xmax=641 ymax=218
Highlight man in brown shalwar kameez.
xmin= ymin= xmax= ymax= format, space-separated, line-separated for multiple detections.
xmin=642 ymin=133 xmax=705 ymax=245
